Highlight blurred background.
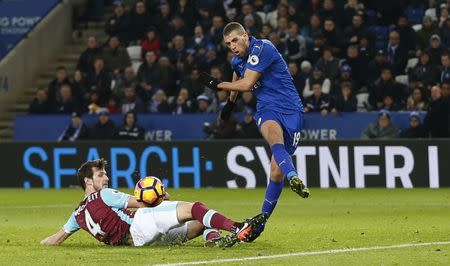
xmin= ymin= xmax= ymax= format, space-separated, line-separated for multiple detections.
xmin=0 ymin=0 xmax=449 ymax=189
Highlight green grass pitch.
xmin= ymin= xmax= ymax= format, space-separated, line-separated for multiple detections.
xmin=0 ymin=188 xmax=449 ymax=265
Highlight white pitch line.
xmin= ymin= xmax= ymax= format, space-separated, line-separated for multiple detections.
xmin=151 ymin=241 xmax=450 ymax=266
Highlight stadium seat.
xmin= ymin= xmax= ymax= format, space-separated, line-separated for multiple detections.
xmin=405 ymin=58 xmax=419 ymax=73
xmin=127 ymin=46 xmax=142 ymax=61
xmin=356 ymin=92 xmax=369 ymax=112
xmin=395 ymin=75 xmax=409 ymax=85
xmin=131 ymin=61 xmax=142 ymax=73
xmin=425 ymin=8 xmax=437 ymax=21
xmin=412 ymin=24 xmax=422 ymax=32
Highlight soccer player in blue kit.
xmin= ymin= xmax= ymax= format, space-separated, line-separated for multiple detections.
xmin=199 ymin=22 xmax=310 ymax=241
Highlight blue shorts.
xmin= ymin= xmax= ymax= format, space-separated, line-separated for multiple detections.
xmin=254 ymin=110 xmax=304 ymax=155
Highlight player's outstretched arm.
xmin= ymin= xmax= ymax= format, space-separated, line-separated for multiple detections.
xmin=40 ymin=228 xmax=72 ymax=245
xmin=218 ymin=69 xmax=261 ymax=92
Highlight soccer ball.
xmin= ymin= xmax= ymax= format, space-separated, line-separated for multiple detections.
xmin=134 ymin=176 xmax=166 ymax=207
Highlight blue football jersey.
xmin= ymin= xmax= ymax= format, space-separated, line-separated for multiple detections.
xmin=231 ymin=36 xmax=304 ymax=113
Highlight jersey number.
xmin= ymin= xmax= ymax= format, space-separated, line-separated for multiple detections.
xmin=85 ymin=209 xmax=105 ymax=237
xmin=293 ymin=132 xmax=301 ymax=147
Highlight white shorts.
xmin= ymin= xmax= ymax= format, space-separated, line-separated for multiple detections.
xmin=129 ymin=201 xmax=188 ymax=246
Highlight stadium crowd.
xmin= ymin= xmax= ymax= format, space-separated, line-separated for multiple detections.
xmin=28 ymin=0 xmax=450 ymax=138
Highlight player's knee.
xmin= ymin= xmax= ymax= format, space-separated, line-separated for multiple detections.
xmin=270 ymin=171 xmax=284 ymax=182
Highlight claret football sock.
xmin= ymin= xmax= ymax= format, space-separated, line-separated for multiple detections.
xmin=191 ymin=202 xmax=239 ymax=232
xmin=202 ymin=228 xmax=220 ymax=241
xmin=271 ymin=144 xmax=297 ymax=180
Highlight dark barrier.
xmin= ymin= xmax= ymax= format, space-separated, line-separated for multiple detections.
xmin=0 ymin=140 xmax=448 ymax=188
xmin=14 ymin=112 xmax=426 ymax=141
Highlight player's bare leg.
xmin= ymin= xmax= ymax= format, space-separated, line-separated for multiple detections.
xmin=260 ymin=120 xmax=310 ymax=198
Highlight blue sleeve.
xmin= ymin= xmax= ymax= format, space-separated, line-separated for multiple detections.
xmin=231 ymin=57 xmax=240 ymax=77
xmin=100 ymin=188 xmax=131 ymax=209
xmin=63 ymin=212 xmax=80 ymax=233
xmin=245 ymin=41 xmax=276 ymax=73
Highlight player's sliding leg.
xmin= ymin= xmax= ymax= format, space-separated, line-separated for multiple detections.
xmin=176 ymin=201 xmax=268 ymax=244
xmin=203 ymin=228 xmax=238 ymax=248
xmin=260 ymin=120 xmax=310 ymax=198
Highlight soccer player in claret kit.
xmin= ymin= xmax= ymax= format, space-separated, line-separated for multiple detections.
xmin=199 ymin=22 xmax=310 ymax=241
xmin=41 ymin=159 xmax=267 ymax=247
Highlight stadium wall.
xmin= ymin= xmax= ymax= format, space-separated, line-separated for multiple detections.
xmin=0 ymin=0 xmax=72 ymax=114
xmin=0 ymin=140 xmax=448 ymax=188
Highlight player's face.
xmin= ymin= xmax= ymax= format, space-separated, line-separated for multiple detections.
xmin=90 ymin=167 xmax=109 ymax=191
xmin=224 ymin=30 xmax=249 ymax=58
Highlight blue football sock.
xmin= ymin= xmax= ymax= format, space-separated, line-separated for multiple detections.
xmin=261 ymin=179 xmax=284 ymax=216
xmin=271 ymin=144 xmax=297 ymax=180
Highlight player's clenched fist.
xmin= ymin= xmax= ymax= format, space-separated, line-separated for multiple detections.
xmin=220 ymin=100 xmax=236 ymax=121
xmin=199 ymin=72 xmax=222 ymax=90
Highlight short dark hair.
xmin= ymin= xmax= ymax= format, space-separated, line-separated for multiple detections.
xmin=223 ymin=22 xmax=246 ymax=37
xmin=77 ymin=159 xmax=108 ymax=190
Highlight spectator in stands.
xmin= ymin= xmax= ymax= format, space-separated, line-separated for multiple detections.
xmin=106 ymin=95 xmax=121 ymax=114
xmin=210 ymin=15 xmax=225 ymax=45
xmin=28 ymin=88 xmax=51 ymax=114
xmin=319 ymin=0 xmax=342 ymax=26
xmin=236 ymin=91 xmax=257 ymax=112
xmin=86 ymin=91 xmax=107 ymax=114
xmin=147 ymin=89 xmax=170 ymax=113
xmin=268 ymin=31 xmax=287 ymax=55
xmin=332 ymin=64 xmax=355 ymax=95
xmin=136 ymin=50 xmax=158 ymax=99
xmin=440 ymin=53 xmax=450 ymax=84
xmin=189 ymin=25 xmax=209 ymax=52
xmin=129 ymin=0 xmax=151 ymax=44
xmin=380 ymin=95 xmax=402 ymax=111
xmin=237 ymin=107 xmax=261 ymax=139
xmin=168 ymin=15 xmax=189 ymax=42
xmin=204 ymin=116 xmax=239 ymax=139
xmin=331 ymin=81 xmax=357 ymax=113
xmin=180 ymin=68 xmax=204 ymax=99
xmin=195 ymin=95 xmax=212 ymax=113
xmin=167 ymin=35 xmax=187 ymax=71
xmin=361 ymin=110 xmax=400 ymax=139
xmin=141 ymin=27 xmax=160 ymax=58
xmin=86 ymin=57 xmax=111 ymax=104
xmin=105 ymin=2 xmax=130 ymax=44
xmin=308 ymin=34 xmax=326 ymax=64
xmin=173 ymin=0 xmax=196 ymax=31
xmin=152 ymin=2 xmax=172 ymax=46
xmin=416 ymin=16 xmax=439 ymax=51
xmin=296 ymin=61 xmax=312 ymax=96
xmin=284 ymin=22 xmax=307 ymax=63
xmin=406 ymin=87 xmax=428 ymax=111
xmin=266 ymin=3 xmax=288 ymax=30
xmin=427 ymin=34 xmax=446 ymax=66
xmin=367 ymin=49 xmax=390 ymax=83
xmin=237 ymin=2 xmax=263 ymax=33
xmin=305 ymin=82 xmax=331 ymax=116
xmin=155 ymin=56 xmax=177 ymax=96
xmin=120 ymin=86 xmax=145 ymax=113
xmin=58 ymin=112 xmax=89 ymax=141
xmin=395 ymin=15 xmax=416 ymax=55
xmin=439 ymin=4 xmax=449 ymax=28
xmin=48 ymin=66 xmax=71 ymax=110
xmin=343 ymin=0 xmax=365 ymax=27
xmin=288 ymin=61 xmax=304 ymax=95
xmin=423 ymin=85 xmax=450 ymax=137
xmin=400 ymin=111 xmax=427 ymax=138
xmin=440 ymin=18 xmax=450 ymax=47
xmin=369 ymin=67 xmax=406 ymax=110
xmin=102 ymin=35 xmax=131 ymax=74
xmin=343 ymin=14 xmax=367 ymax=45
xmin=54 ymin=84 xmax=80 ymax=114
xmin=442 ymin=82 xmax=450 ymax=97
xmin=301 ymin=14 xmax=322 ymax=47
xmin=387 ymin=31 xmax=408 ymax=75
xmin=112 ymin=66 xmax=138 ymax=97
xmin=115 ymin=111 xmax=145 ymax=140
xmin=90 ymin=110 xmax=116 ymax=140
xmin=315 ymin=47 xmax=340 ymax=81
xmin=411 ymin=51 xmax=439 ymax=87
xmin=171 ymin=89 xmax=192 ymax=114
xmin=322 ymin=18 xmax=344 ymax=56
xmin=342 ymin=45 xmax=367 ymax=89
xmin=71 ymin=70 xmax=88 ymax=103
xmin=304 ymin=67 xmax=331 ymax=98
xmin=77 ymin=36 xmax=101 ymax=74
